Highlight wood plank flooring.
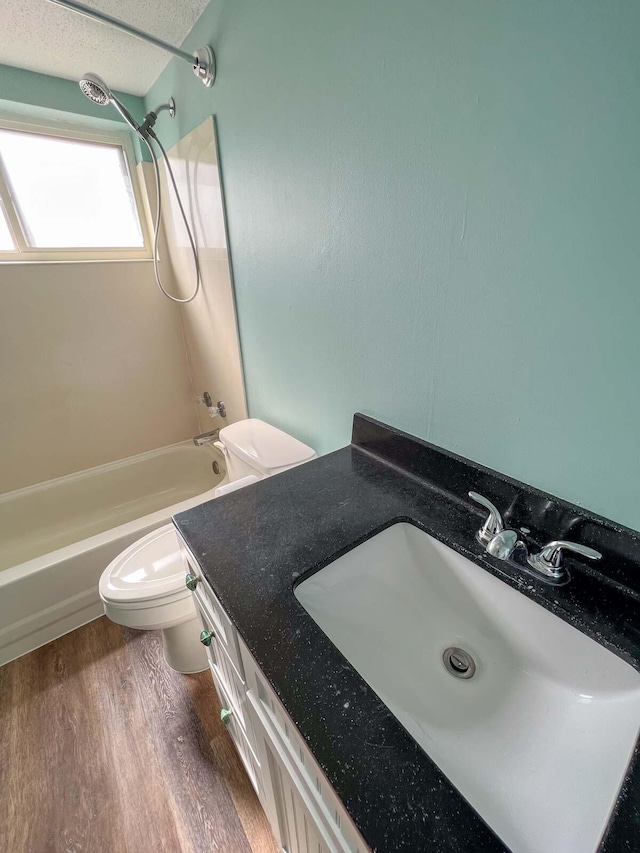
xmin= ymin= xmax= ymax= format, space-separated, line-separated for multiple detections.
xmin=0 ymin=617 xmax=279 ymax=853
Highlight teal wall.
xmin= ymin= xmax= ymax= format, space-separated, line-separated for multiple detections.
xmin=145 ymin=0 xmax=640 ymax=531
xmin=0 ymin=64 xmax=148 ymax=160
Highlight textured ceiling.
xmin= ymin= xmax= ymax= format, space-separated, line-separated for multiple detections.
xmin=0 ymin=0 xmax=210 ymax=96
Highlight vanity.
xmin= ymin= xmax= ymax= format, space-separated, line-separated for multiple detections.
xmin=174 ymin=415 xmax=640 ymax=853
xmin=179 ymin=534 xmax=367 ymax=852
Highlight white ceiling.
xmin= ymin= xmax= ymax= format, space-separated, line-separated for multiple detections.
xmin=0 ymin=0 xmax=210 ymax=96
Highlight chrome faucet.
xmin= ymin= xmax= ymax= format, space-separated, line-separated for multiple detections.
xmin=469 ymin=492 xmax=524 ymax=562
xmin=487 ymin=529 xmax=521 ymax=561
xmin=468 ymin=491 xmax=602 ymax=583
xmin=527 ymin=540 xmax=601 ymax=580
xmin=193 ymin=429 xmax=220 ymax=446
xmin=468 ymin=492 xmax=505 ymax=545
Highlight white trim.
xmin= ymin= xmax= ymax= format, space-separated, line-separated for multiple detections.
xmin=0 ymin=115 xmax=152 ymax=263
xmin=0 ymin=192 xmax=18 ymax=250
xmin=0 ymin=151 xmax=23 ymax=249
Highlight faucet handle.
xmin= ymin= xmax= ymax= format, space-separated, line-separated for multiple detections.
xmin=528 ymin=540 xmax=602 ymax=580
xmin=468 ymin=491 xmax=504 ymax=546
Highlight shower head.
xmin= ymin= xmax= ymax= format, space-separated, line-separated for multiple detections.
xmin=78 ymin=72 xmax=141 ymax=134
xmin=79 ymin=72 xmax=111 ymax=105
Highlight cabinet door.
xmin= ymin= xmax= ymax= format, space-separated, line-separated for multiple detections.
xmin=247 ymin=691 xmax=351 ymax=853
xmin=241 ymin=639 xmax=368 ymax=853
xmin=264 ymin=741 xmax=336 ymax=853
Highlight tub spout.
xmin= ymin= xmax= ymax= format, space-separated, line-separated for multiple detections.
xmin=193 ymin=429 xmax=220 ymax=446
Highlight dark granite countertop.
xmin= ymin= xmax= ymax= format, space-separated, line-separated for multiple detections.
xmin=174 ymin=415 xmax=640 ymax=853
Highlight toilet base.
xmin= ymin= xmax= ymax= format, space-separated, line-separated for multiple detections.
xmin=161 ymin=614 xmax=208 ymax=674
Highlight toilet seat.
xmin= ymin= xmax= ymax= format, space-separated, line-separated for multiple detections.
xmin=99 ymin=524 xmax=188 ymax=605
xmin=99 ymin=523 xmax=201 ymax=650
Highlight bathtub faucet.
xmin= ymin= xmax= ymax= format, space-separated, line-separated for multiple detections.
xmin=193 ymin=429 xmax=220 ymax=446
xmin=195 ymin=391 xmax=227 ymax=419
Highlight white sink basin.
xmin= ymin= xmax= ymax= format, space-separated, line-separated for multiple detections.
xmin=294 ymin=523 xmax=640 ymax=853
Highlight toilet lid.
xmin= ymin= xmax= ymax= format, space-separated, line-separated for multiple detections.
xmin=99 ymin=524 xmax=188 ymax=603
xmin=219 ymin=418 xmax=316 ymax=475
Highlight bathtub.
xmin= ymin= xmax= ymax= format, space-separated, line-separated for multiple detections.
xmin=0 ymin=441 xmax=226 ymax=666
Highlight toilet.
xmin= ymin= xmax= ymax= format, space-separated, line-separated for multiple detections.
xmin=99 ymin=419 xmax=316 ymax=673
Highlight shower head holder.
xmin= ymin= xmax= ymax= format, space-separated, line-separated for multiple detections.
xmin=193 ymin=46 xmax=216 ymax=88
xmin=139 ymin=99 xmax=176 ymax=139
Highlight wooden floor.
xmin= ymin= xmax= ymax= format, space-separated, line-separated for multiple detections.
xmin=0 ymin=617 xmax=279 ymax=853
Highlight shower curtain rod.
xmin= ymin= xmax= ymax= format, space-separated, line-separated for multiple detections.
xmin=46 ymin=0 xmax=216 ymax=87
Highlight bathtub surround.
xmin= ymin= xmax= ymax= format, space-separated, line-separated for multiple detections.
xmin=158 ymin=117 xmax=248 ymax=434
xmin=146 ymin=0 xmax=640 ymax=532
xmin=0 ymin=81 xmax=248 ymax=493
xmin=174 ymin=414 xmax=640 ymax=852
xmin=0 ymin=76 xmax=197 ymax=494
xmin=0 ymin=259 xmax=197 ymax=494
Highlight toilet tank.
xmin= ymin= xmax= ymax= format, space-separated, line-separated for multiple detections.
xmin=219 ymin=419 xmax=317 ymax=482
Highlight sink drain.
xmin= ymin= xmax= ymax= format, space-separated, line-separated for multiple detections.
xmin=443 ymin=647 xmax=476 ymax=679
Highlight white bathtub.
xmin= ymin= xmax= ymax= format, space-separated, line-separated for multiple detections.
xmin=0 ymin=441 xmax=226 ymax=666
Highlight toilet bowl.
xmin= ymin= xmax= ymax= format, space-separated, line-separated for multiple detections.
xmin=100 ymin=524 xmax=208 ymax=673
xmin=99 ymin=419 xmax=316 ymax=673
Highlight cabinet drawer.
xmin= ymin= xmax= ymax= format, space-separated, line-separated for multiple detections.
xmin=192 ymin=597 xmax=248 ymax=729
xmin=177 ymin=532 xmax=245 ymax=678
xmin=214 ymin=671 xmax=263 ymax=799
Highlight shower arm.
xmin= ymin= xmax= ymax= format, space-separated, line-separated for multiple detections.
xmin=46 ymin=0 xmax=216 ymax=87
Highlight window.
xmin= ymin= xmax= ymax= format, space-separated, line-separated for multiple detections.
xmin=0 ymin=122 xmax=148 ymax=261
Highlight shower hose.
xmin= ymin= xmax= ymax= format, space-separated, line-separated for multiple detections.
xmin=143 ymin=131 xmax=201 ymax=304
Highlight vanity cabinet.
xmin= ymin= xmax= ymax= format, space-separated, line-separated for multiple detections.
xmin=178 ymin=534 xmax=368 ymax=853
